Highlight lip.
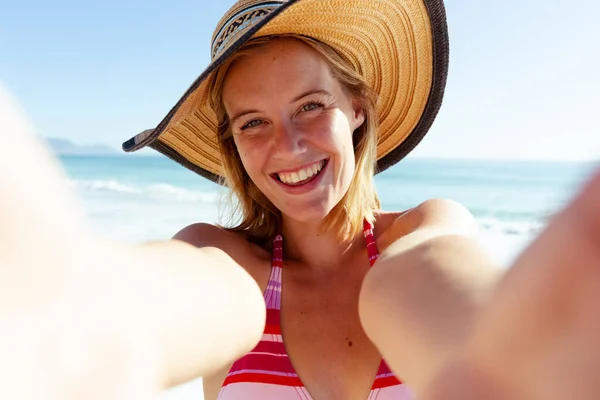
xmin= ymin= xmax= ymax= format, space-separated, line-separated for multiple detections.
xmin=271 ymin=159 xmax=327 ymax=176
xmin=271 ymin=158 xmax=329 ymax=194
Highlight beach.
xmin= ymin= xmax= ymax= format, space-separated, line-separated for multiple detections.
xmin=59 ymin=154 xmax=595 ymax=399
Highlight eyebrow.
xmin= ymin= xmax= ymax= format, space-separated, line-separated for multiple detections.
xmin=230 ymin=109 xmax=260 ymax=126
xmin=229 ymin=89 xmax=333 ymax=125
xmin=291 ymin=89 xmax=333 ymax=103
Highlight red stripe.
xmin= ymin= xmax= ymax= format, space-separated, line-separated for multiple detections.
xmin=264 ymin=323 xmax=281 ymax=335
xmin=265 ymin=308 xmax=281 ymax=324
xmin=252 ymin=340 xmax=287 ymax=354
xmin=223 ymin=372 xmax=303 ymax=387
xmin=264 ymin=309 xmax=282 ymax=334
xmin=230 ymin=352 xmax=297 ymax=374
xmin=372 ymin=375 xmax=403 ymax=389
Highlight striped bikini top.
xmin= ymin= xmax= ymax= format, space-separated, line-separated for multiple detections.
xmin=217 ymin=220 xmax=414 ymax=400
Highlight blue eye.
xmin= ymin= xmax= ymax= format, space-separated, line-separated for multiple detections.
xmin=302 ymin=101 xmax=323 ymax=112
xmin=241 ymin=119 xmax=263 ymax=130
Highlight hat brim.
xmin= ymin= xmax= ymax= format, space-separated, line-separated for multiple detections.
xmin=122 ymin=0 xmax=449 ymax=184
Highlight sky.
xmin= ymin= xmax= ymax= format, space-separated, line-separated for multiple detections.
xmin=1 ymin=0 xmax=598 ymax=161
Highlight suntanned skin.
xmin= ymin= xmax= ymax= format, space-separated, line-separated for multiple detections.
xmin=359 ymin=200 xmax=502 ymax=394
xmin=424 ymin=168 xmax=600 ymax=400
xmin=0 ymin=83 xmax=266 ymax=399
xmin=181 ymin=200 xmax=493 ymax=400
xmin=2 ymin=37 xmax=600 ymax=400
xmin=181 ymin=37 xmax=502 ymax=400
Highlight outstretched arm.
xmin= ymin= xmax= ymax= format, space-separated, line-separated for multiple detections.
xmin=360 ymin=169 xmax=600 ymax=399
xmin=358 ymin=199 xmax=502 ymax=393
xmin=424 ymin=168 xmax=600 ymax=400
xmin=125 ymin=240 xmax=266 ymax=388
xmin=0 ymin=83 xmax=265 ymax=398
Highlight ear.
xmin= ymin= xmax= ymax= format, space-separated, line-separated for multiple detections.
xmin=351 ymin=99 xmax=366 ymax=131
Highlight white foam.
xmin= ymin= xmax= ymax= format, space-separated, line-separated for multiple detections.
xmin=69 ymin=179 xmax=139 ymax=194
xmin=69 ymin=179 xmax=219 ymax=203
xmin=146 ymin=183 xmax=219 ymax=203
xmin=477 ymin=217 xmax=545 ymax=237
xmin=475 ymin=218 xmax=542 ymax=267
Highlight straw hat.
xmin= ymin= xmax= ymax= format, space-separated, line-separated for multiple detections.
xmin=122 ymin=0 xmax=449 ymax=183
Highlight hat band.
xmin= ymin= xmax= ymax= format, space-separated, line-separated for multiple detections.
xmin=211 ymin=1 xmax=284 ymax=59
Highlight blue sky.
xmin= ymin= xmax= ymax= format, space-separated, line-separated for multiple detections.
xmin=1 ymin=0 xmax=598 ymax=160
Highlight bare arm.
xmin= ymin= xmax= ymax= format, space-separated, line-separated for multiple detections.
xmin=0 ymin=84 xmax=265 ymax=399
xmin=129 ymin=237 xmax=266 ymax=388
xmin=358 ymin=199 xmax=502 ymax=394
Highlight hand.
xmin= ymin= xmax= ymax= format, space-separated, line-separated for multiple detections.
xmin=0 ymin=83 xmax=265 ymax=399
xmin=0 ymin=83 xmax=162 ymax=399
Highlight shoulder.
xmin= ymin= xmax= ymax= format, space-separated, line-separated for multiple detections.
xmin=174 ymin=223 xmax=244 ymax=249
xmin=375 ymin=199 xmax=478 ymax=249
xmin=400 ymin=198 xmax=477 ymax=233
xmin=173 ymin=223 xmax=271 ymax=280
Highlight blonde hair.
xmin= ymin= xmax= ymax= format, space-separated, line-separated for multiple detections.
xmin=209 ymin=34 xmax=380 ymax=246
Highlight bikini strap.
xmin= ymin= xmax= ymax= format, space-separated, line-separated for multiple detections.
xmin=264 ymin=234 xmax=283 ymax=310
xmin=266 ymin=219 xmax=377 ymax=310
xmin=363 ymin=219 xmax=380 ymax=267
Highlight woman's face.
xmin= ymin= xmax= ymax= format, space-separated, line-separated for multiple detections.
xmin=222 ymin=38 xmax=365 ymax=223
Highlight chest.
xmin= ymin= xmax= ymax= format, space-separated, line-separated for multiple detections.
xmin=276 ymin=265 xmax=383 ymax=399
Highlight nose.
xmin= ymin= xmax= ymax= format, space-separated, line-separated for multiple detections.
xmin=272 ymin=120 xmax=306 ymax=160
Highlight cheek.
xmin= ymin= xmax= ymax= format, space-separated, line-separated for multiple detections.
xmin=328 ymin=112 xmax=356 ymax=179
xmin=330 ymin=112 xmax=356 ymax=157
xmin=310 ymin=111 xmax=355 ymax=150
xmin=234 ymin=140 xmax=267 ymax=182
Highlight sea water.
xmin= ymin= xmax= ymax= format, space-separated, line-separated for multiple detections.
xmin=61 ymin=155 xmax=595 ymax=265
xmin=58 ymin=155 xmax=596 ymax=399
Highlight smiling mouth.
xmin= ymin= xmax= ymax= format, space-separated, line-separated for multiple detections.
xmin=272 ymin=159 xmax=328 ymax=187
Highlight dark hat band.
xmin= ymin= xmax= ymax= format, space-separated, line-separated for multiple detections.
xmin=212 ymin=1 xmax=284 ymax=59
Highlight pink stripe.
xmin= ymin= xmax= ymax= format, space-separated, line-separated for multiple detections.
xmin=228 ymin=368 xmax=298 ymax=378
xmin=259 ymin=333 xmax=283 ymax=342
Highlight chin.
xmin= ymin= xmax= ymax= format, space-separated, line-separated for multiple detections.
xmin=280 ymin=202 xmax=335 ymax=224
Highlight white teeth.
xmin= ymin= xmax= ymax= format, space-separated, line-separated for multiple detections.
xmin=277 ymin=160 xmax=325 ymax=185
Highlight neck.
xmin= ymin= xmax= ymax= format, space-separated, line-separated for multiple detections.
xmin=280 ymin=215 xmax=364 ymax=273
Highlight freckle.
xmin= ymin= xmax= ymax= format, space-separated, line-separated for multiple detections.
xmin=348 ymin=341 xmax=353 ymax=347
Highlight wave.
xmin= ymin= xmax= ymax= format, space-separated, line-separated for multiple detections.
xmin=69 ymin=179 xmax=549 ymax=236
xmin=69 ymin=179 xmax=219 ymax=203
xmin=70 ymin=179 xmax=139 ymax=194
xmin=477 ymin=217 xmax=545 ymax=237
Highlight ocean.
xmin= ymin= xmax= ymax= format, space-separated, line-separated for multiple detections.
xmin=58 ymin=154 xmax=596 ymax=399
xmin=61 ymin=155 xmax=596 ymax=266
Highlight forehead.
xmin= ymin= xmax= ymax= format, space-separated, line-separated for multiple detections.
xmin=222 ymin=38 xmax=337 ymax=106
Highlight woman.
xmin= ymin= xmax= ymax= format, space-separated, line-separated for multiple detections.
xmin=122 ymin=0 xmax=501 ymax=398
xmin=1 ymin=1 xmax=600 ymax=400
